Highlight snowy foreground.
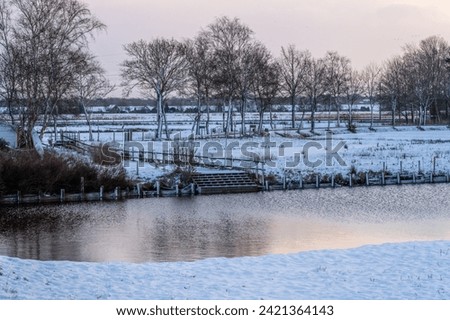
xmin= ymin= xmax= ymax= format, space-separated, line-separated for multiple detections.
xmin=1 ymin=241 xmax=449 ymax=300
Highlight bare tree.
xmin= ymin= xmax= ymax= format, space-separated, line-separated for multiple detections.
xmin=361 ymin=63 xmax=381 ymax=128
xmin=200 ymin=16 xmax=254 ymax=134
xmin=380 ymin=56 xmax=406 ymax=126
xmin=121 ymin=38 xmax=188 ymax=139
xmin=73 ymin=58 xmax=114 ymax=141
xmin=0 ymin=0 xmax=19 ymax=124
xmin=0 ymin=0 xmax=105 ymax=147
xmin=303 ymin=56 xmax=326 ymax=133
xmin=235 ymin=41 xmax=271 ymax=135
xmin=183 ymin=35 xmax=214 ymax=135
xmin=345 ymin=69 xmax=363 ymax=128
xmin=251 ymin=46 xmax=280 ymax=133
xmin=403 ymin=36 xmax=449 ymax=125
xmin=323 ymin=51 xmax=351 ymax=129
xmin=279 ymin=45 xmax=309 ymax=128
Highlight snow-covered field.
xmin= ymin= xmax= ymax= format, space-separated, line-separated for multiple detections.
xmin=1 ymin=241 xmax=449 ymax=300
xmin=111 ymin=125 xmax=450 ymax=182
xmin=44 ymin=113 xmax=450 ymax=183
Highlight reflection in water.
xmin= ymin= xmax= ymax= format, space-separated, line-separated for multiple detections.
xmin=1 ymin=184 xmax=450 ymax=263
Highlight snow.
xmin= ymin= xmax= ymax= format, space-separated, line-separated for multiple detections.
xmin=114 ymin=125 xmax=450 ymax=182
xmin=1 ymin=241 xmax=449 ymax=299
xmin=4 ymin=116 xmax=447 ymax=300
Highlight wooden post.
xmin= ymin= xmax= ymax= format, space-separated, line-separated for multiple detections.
xmin=80 ymin=177 xmax=85 ymax=201
xmin=433 ymin=156 xmax=436 ymax=175
xmin=99 ymin=186 xmax=104 ymax=201
xmin=115 ymin=187 xmax=120 ymax=200
xmin=60 ymin=189 xmax=65 ymax=203
xmin=262 ymin=163 xmax=265 ymax=187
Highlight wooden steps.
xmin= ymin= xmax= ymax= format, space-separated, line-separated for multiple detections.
xmin=192 ymin=172 xmax=261 ymax=195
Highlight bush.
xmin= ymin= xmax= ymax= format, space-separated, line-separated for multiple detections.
xmin=0 ymin=138 xmax=9 ymax=151
xmin=0 ymin=150 xmax=131 ymax=194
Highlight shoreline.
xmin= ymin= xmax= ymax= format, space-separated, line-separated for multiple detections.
xmin=1 ymin=168 xmax=449 ymax=206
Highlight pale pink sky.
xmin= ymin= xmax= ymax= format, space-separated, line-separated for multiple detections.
xmin=85 ymin=0 xmax=450 ymax=97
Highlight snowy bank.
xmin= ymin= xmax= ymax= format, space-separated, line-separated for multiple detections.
xmin=1 ymin=241 xmax=449 ymax=300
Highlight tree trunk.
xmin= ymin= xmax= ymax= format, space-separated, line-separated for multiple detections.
xmin=241 ymin=96 xmax=246 ymax=136
xmin=269 ymin=105 xmax=274 ymax=129
xmin=82 ymin=103 xmax=94 ymax=141
xmin=258 ymin=110 xmax=264 ymax=134
xmin=192 ymin=95 xmax=201 ymax=135
xmin=205 ymin=95 xmax=210 ymax=134
xmin=391 ymin=98 xmax=396 ymax=126
xmin=348 ymin=105 xmax=353 ymax=127
xmin=291 ymin=95 xmax=296 ymax=128
xmin=163 ymin=102 xmax=169 ymax=139
xmin=225 ymin=97 xmax=233 ymax=134
xmin=434 ymin=100 xmax=440 ymax=124
xmin=310 ymin=101 xmax=316 ymax=133
xmin=370 ymin=104 xmax=374 ymax=128
xmin=336 ymin=99 xmax=341 ymax=128
xmin=327 ymin=98 xmax=331 ymax=130
xmin=156 ymin=93 xmax=163 ymax=139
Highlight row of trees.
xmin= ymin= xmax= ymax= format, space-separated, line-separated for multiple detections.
xmin=0 ymin=0 xmax=111 ymax=146
xmin=121 ymin=17 xmax=450 ymax=137
xmin=1 ymin=1 xmax=450 ymax=145
xmin=381 ymin=36 xmax=450 ymax=126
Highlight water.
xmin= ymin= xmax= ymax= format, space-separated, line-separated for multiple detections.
xmin=1 ymin=184 xmax=450 ymax=263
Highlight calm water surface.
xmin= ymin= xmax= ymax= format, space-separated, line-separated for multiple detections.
xmin=0 ymin=184 xmax=450 ymax=263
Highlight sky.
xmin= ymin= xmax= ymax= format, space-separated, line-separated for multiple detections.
xmin=84 ymin=0 xmax=450 ymax=97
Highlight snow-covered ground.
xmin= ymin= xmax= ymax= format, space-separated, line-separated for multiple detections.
xmin=112 ymin=125 xmax=450 ymax=182
xmin=43 ymin=113 xmax=450 ymax=183
xmin=1 ymin=241 xmax=449 ymax=300
xmin=4 ymin=117 xmax=446 ymax=301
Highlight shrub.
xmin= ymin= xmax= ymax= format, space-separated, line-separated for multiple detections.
xmin=0 ymin=150 xmax=131 ymax=194
xmin=0 ymin=138 xmax=9 ymax=151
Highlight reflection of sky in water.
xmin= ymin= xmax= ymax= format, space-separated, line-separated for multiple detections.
xmin=0 ymin=184 xmax=450 ymax=263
